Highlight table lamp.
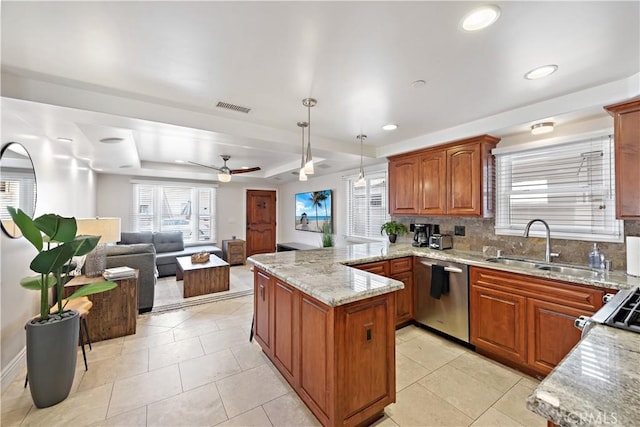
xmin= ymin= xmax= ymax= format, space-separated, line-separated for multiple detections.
xmin=76 ymin=217 xmax=121 ymax=277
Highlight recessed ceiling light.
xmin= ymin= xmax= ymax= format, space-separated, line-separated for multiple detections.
xmin=100 ymin=137 xmax=124 ymax=144
xmin=411 ymin=80 xmax=426 ymax=88
xmin=57 ymin=137 xmax=73 ymax=142
xmin=175 ymin=160 xmax=186 ymax=163
xmin=531 ymin=122 xmax=555 ymax=135
xmin=382 ymin=124 xmax=398 ymax=131
xmin=524 ymin=65 xmax=559 ymax=80
xmin=462 ymin=5 xmax=501 ymax=31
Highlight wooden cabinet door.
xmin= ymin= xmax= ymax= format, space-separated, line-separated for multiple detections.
xmin=391 ymin=271 xmax=413 ymax=325
xmin=254 ymin=269 xmax=272 ymax=353
xmin=447 ymin=143 xmax=481 ymax=215
xmin=470 ymin=284 xmax=527 ymax=365
xmin=273 ymin=280 xmax=298 ymax=384
xmin=418 ymin=150 xmax=447 ymax=215
xmin=338 ymin=295 xmax=394 ymax=424
xmin=527 ymin=298 xmax=588 ymax=376
xmin=388 ymin=156 xmax=419 ymax=215
xmin=605 ymin=98 xmax=640 ymax=218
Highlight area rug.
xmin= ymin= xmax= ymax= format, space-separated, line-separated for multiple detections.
xmin=151 ymin=264 xmax=254 ymax=313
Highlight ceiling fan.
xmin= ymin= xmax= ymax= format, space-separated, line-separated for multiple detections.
xmin=189 ymin=155 xmax=261 ymax=182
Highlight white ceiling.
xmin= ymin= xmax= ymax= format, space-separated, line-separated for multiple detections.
xmin=1 ymin=1 xmax=639 ymax=182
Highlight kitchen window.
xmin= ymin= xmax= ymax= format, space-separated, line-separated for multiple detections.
xmin=494 ymin=133 xmax=623 ymax=242
xmin=132 ymin=181 xmax=217 ymax=243
xmin=344 ymin=169 xmax=390 ymax=240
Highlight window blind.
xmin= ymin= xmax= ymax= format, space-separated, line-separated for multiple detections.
xmin=344 ymin=170 xmax=390 ymax=240
xmin=131 ymin=182 xmax=217 ymax=243
xmin=495 ymin=134 xmax=623 ymax=242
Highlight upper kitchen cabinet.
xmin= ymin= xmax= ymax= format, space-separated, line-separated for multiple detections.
xmin=388 ymin=135 xmax=499 ymax=217
xmin=604 ymin=97 xmax=640 ymax=219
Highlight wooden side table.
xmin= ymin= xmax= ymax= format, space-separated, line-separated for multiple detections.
xmin=222 ymin=239 xmax=246 ymax=265
xmin=62 ymin=272 xmax=139 ymax=342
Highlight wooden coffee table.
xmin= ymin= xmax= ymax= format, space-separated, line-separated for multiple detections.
xmin=176 ymin=255 xmax=230 ymax=298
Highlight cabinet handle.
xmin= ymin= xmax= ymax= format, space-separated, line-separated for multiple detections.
xmin=260 ymin=285 xmax=264 ymax=300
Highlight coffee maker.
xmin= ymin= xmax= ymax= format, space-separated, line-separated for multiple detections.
xmin=412 ymin=224 xmax=430 ymax=247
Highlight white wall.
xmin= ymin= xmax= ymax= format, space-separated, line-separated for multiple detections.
xmin=1 ymin=138 xmax=96 ymax=391
xmin=277 ymin=164 xmax=388 ymax=247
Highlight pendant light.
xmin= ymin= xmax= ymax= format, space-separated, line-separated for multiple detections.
xmin=355 ymin=134 xmax=367 ymax=187
xmin=302 ymin=98 xmax=316 ymax=175
xmin=297 ymin=121 xmax=308 ymax=181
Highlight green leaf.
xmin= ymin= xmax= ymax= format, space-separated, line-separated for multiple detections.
xmin=30 ymin=243 xmax=76 ymax=274
xmin=72 ymin=235 xmax=99 ymax=256
xmin=20 ymin=274 xmax=56 ymax=291
xmin=7 ymin=207 xmax=43 ymax=251
xmin=35 ymin=214 xmax=77 ymax=242
xmin=66 ymin=281 xmax=117 ymax=300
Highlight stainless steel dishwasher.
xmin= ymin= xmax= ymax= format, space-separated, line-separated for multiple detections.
xmin=414 ymin=258 xmax=469 ymax=343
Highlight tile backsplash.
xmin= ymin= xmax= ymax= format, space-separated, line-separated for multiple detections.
xmin=394 ymin=217 xmax=639 ymax=271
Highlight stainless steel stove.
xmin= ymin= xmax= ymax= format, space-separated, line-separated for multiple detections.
xmin=575 ymin=287 xmax=640 ymax=337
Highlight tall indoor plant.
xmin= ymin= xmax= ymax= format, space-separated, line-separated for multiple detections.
xmin=8 ymin=207 xmax=117 ymax=408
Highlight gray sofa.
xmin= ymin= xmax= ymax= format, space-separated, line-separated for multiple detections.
xmin=119 ymin=231 xmax=223 ymax=277
xmin=106 ymin=243 xmax=157 ymax=313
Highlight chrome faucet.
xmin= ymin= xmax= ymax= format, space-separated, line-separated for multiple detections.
xmin=524 ymin=219 xmax=558 ymax=263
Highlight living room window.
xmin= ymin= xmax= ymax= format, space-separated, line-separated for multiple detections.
xmin=494 ymin=133 xmax=623 ymax=242
xmin=344 ymin=169 xmax=390 ymax=241
xmin=132 ymin=182 xmax=217 ymax=243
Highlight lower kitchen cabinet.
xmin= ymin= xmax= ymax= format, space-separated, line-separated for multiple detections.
xmin=253 ymin=267 xmax=396 ymax=427
xmin=470 ymin=267 xmax=605 ymax=377
xmin=353 ymin=257 xmax=414 ymax=326
xmin=470 ymin=283 xmax=527 ymax=366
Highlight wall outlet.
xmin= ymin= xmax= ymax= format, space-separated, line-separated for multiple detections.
xmin=454 ymin=225 xmax=465 ymax=236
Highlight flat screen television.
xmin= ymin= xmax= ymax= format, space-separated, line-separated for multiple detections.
xmin=295 ymin=189 xmax=332 ymax=233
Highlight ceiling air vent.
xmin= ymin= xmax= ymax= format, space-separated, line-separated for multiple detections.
xmin=216 ymin=101 xmax=251 ymax=114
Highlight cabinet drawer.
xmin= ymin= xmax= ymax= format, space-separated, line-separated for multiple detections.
xmin=354 ymin=261 xmax=389 ymax=276
xmin=389 ymin=257 xmax=412 ymax=274
xmin=471 ymin=267 xmax=604 ymax=311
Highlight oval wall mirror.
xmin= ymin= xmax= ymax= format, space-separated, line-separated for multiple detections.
xmin=0 ymin=142 xmax=37 ymax=238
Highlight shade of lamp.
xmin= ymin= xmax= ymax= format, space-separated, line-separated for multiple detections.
xmin=76 ymin=217 xmax=121 ymax=277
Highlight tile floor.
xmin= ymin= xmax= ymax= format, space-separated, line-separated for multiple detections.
xmin=1 ymin=285 xmax=547 ymax=427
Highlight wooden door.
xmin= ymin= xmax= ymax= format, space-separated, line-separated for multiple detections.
xmin=527 ymin=298 xmax=587 ymax=375
xmin=447 ymin=143 xmax=481 ymax=215
xmin=418 ymin=150 xmax=447 ymax=215
xmin=388 ymin=156 xmax=419 ymax=215
xmin=246 ymin=190 xmax=276 ymax=256
xmin=470 ymin=283 xmax=527 ymax=365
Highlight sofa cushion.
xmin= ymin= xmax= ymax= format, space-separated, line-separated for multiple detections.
xmin=153 ymin=232 xmax=184 ymax=253
xmin=107 ymin=243 xmax=156 ymax=256
xmin=120 ymin=232 xmax=153 ymax=245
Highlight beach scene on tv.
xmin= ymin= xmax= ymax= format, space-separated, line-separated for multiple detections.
xmin=295 ymin=190 xmax=332 ymax=233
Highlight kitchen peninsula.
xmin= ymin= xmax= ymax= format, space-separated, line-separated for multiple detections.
xmin=248 ymin=244 xmax=404 ymax=427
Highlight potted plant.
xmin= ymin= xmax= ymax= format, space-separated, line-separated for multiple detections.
xmin=321 ymin=223 xmax=334 ymax=247
xmin=380 ymin=221 xmax=408 ymax=243
xmin=8 ymin=207 xmax=117 ymax=408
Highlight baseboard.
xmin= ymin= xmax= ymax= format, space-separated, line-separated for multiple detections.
xmin=1 ymin=346 xmax=26 ymax=393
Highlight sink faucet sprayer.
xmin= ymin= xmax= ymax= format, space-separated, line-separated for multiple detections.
xmin=524 ymin=219 xmax=558 ymax=263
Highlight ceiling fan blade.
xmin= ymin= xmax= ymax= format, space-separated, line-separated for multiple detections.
xmin=188 ymin=160 xmax=223 ymax=172
xmin=230 ymin=167 xmax=261 ymax=175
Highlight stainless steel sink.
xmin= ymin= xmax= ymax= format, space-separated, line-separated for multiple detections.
xmin=485 ymin=257 xmax=602 ymax=279
xmin=484 ymin=257 xmax=541 ymax=269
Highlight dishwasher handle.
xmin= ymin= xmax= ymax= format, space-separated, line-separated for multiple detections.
xmin=418 ymin=260 xmax=463 ymax=274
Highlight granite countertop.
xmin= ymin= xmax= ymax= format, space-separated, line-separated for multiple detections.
xmin=247 ymin=242 xmax=639 ymax=306
xmin=527 ymin=325 xmax=640 ymax=426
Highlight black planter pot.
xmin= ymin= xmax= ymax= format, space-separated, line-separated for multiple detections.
xmin=388 ymin=234 xmax=398 ymax=243
xmin=26 ymin=310 xmax=79 ymax=408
